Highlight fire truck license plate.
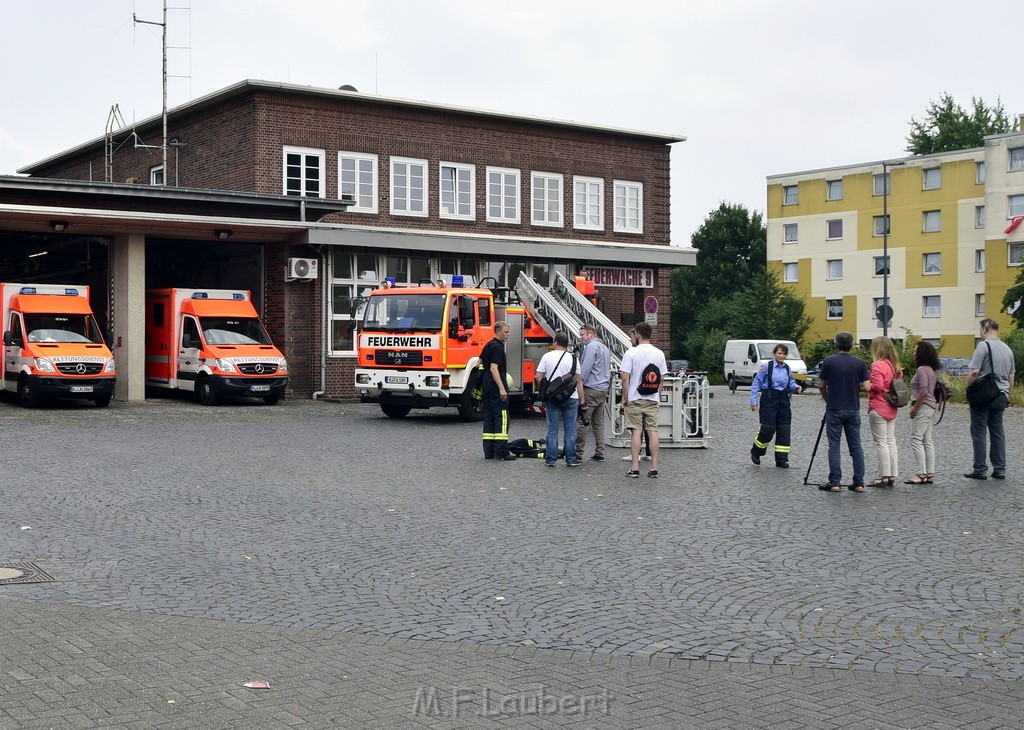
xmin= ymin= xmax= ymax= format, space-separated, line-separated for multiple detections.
xmin=385 ymin=376 xmax=409 ymax=384
xmin=70 ymin=386 xmax=94 ymax=393
xmin=249 ymin=384 xmax=271 ymax=392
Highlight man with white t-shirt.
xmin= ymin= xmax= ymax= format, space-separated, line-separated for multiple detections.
xmin=619 ymin=321 xmax=667 ymax=478
xmin=535 ymin=331 xmax=586 ymax=467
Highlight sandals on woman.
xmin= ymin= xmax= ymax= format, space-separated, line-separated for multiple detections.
xmin=904 ymin=474 xmax=931 ymax=485
xmin=868 ymin=477 xmax=893 ymax=487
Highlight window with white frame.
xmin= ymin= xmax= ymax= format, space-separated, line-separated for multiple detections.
xmin=923 ymin=210 xmax=941 ymax=232
xmin=487 ymin=167 xmax=520 ymax=223
xmin=976 ymin=161 xmax=986 ymax=184
xmin=783 ymin=185 xmax=798 ymax=205
xmin=1010 ymin=147 xmax=1024 ymax=171
xmin=613 ymin=180 xmax=643 ymax=233
xmin=975 ymin=293 xmax=985 ymax=317
xmin=873 ymin=215 xmax=889 ymax=236
xmin=391 ymin=157 xmax=427 ymax=216
xmin=385 ymin=255 xmax=431 ymax=283
xmin=1009 ymin=194 xmax=1024 ymax=217
xmin=150 ymin=165 xmax=164 ymax=186
xmin=284 ymin=146 xmax=325 ymax=197
xmin=873 ymin=297 xmax=887 ymax=323
xmin=339 ymin=152 xmax=378 ymax=213
xmin=826 ymin=179 xmax=843 ymax=201
xmin=923 ymin=252 xmax=941 ymax=275
xmin=922 ymin=295 xmax=941 ymax=318
xmin=1010 ymin=242 xmax=1024 ymax=266
xmin=922 ymin=167 xmax=941 ymax=190
xmin=782 ymin=262 xmax=798 ymax=282
xmin=439 ymin=162 xmax=475 ymax=220
xmin=826 ymin=299 xmax=843 ymax=320
xmin=826 ymin=259 xmax=843 ymax=280
xmin=531 ymin=172 xmax=562 ymax=227
xmin=331 ymin=251 xmax=379 ymax=354
xmin=873 ymin=256 xmax=890 ymax=276
xmin=826 ymin=219 xmax=843 ymax=240
xmin=482 ymin=260 xmax=565 ymax=289
xmin=873 ymin=173 xmax=890 ymax=196
xmin=573 ymin=176 xmax=603 ymax=230
xmin=783 ymin=223 xmax=798 ymax=243
xmin=975 ymin=205 xmax=986 ymax=229
xmin=975 ymin=248 xmax=986 ymax=272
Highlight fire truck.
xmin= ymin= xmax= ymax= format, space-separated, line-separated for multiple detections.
xmin=354 ymin=272 xmax=711 ymax=447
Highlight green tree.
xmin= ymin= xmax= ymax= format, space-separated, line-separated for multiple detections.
xmin=906 ymin=93 xmax=1011 ymax=155
xmin=670 ymin=203 xmax=766 ymax=356
xmin=1002 ymin=271 xmax=1024 ymax=329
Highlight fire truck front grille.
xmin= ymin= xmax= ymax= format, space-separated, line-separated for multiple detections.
xmin=374 ymin=350 xmax=424 ymax=366
xmin=237 ymin=363 xmax=279 ymax=375
xmin=55 ymin=362 xmax=105 ymax=375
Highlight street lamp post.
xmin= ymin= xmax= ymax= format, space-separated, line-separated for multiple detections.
xmin=881 ymin=160 xmax=905 ymax=337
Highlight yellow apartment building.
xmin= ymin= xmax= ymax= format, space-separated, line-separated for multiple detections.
xmin=767 ymin=127 xmax=1024 ymax=357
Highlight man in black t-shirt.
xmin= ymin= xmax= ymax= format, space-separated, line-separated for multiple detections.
xmin=817 ymin=331 xmax=870 ymax=492
xmin=481 ymin=321 xmax=515 ymax=460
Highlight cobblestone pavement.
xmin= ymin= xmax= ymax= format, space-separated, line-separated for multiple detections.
xmin=0 ymin=387 xmax=1021 ymax=728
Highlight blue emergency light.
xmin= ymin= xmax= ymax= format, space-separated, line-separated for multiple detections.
xmin=19 ymin=287 xmax=37 ymax=294
xmin=232 ymin=293 xmax=245 ymax=300
xmin=64 ymin=288 xmax=79 ymax=296
xmin=191 ymin=292 xmax=209 ymax=299
xmin=451 ymin=275 xmax=464 ymax=286
xmin=384 ymin=277 xmax=397 ymax=287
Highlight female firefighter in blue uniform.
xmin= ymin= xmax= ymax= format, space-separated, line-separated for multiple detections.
xmin=750 ymin=343 xmax=802 ymax=467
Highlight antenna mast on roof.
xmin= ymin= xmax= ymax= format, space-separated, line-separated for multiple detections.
xmin=105 ymin=105 xmax=127 ymax=183
xmin=133 ymin=2 xmax=168 ymax=185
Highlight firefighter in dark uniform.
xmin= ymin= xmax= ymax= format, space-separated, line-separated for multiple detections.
xmin=750 ymin=343 xmax=802 ymax=467
xmin=481 ymin=321 xmax=515 ymax=460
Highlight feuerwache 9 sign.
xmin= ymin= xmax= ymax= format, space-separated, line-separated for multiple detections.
xmin=580 ymin=266 xmax=655 ymax=289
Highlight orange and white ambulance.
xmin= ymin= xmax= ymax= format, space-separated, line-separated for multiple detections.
xmin=1 ymin=283 xmax=116 ymax=408
xmin=145 ymin=288 xmax=288 ymax=405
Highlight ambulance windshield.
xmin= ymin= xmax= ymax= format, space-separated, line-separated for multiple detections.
xmin=361 ymin=293 xmax=445 ymax=333
xmin=25 ymin=314 xmax=105 ymax=344
xmin=200 ymin=317 xmax=273 ymax=346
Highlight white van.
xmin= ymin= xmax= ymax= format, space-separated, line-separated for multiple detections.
xmin=723 ymin=339 xmax=807 ymax=392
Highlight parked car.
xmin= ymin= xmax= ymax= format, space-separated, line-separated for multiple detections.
xmin=668 ymin=359 xmax=693 ymax=376
xmin=940 ymin=356 xmax=972 ymax=377
xmin=804 ymin=366 xmax=821 ymax=389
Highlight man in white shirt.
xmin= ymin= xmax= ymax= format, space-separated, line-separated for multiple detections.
xmin=619 ymin=321 xmax=667 ymax=478
xmin=536 ymin=331 xmax=586 ymax=467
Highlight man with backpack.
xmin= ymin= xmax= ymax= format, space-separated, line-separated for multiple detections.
xmin=535 ymin=331 xmax=585 ymax=467
xmin=619 ymin=321 xmax=667 ymax=478
xmin=965 ymin=318 xmax=1016 ymax=481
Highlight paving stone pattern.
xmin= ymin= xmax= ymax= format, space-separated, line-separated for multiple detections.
xmin=0 ymin=388 xmax=1021 ymax=728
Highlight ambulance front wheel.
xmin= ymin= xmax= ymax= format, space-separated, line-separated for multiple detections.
xmin=263 ymin=392 xmax=282 ymax=405
xmin=17 ymin=378 xmax=38 ymax=408
xmin=381 ymin=403 xmax=412 ymax=418
xmin=194 ymin=376 xmax=218 ymax=406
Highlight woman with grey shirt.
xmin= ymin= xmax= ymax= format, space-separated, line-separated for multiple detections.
xmin=905 ymin=341 xmax=941 ymax=484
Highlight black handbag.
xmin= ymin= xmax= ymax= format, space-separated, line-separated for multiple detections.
xmin=965 ymin=342 xmax=1003 ymax=408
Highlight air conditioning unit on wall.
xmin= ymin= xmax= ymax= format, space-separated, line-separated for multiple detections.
xmin=286 ymin=257 xmax=318 ymax=282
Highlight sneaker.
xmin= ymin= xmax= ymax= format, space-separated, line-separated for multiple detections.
xmin=591 ymin=454 xmax=605 ymax=461
xmin=964 ymin=472 xmax=988 ymax=480
xmin=566 ymin=460 xmax=582 ymax=467
xmin=640 ymin=455 xmax=652 ymax=462
xmin=647 ymin=469 xmax=659 ymax=478
xmin=626 ymin=469 xmax=640 ymax=478
xmin=545 ymin=462 xmax=557 ymax=467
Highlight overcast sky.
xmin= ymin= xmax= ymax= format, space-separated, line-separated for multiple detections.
xmin=2 ymin=0 xmax=1021 ymax=244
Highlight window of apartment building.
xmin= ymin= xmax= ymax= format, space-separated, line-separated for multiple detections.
xmin=150 ymin=165 xmax=164 ymax=186
xmin=826 ymin=179 xmax=843 ymax=201
xmin=975 ymin=293 xmax=985 ymax=318
xmin=923 ymin=252 xmax=941 ymax=275
xmin=826 ymin=219 xmax=843 ymax=240
xmin=873 ymin=173 xmax=890 ymax=196
xmin=922 ymin=295 xmax=941 ymax=318
xmin=976 ymin=161 xmax=986 ymax=184
xmin=872 ymin=297 xmax=887 ymax=324
xmin=826 ymin=259 xmax=843 ymax=280
xmin=391 ymin=157 xmax=427 ymax=216
xmin=613 ymin=180 xmax=643 ymax=233
xmin=922 ymin=167 xmax=941 ymax=190
xmin=1009 ymin=194 xmax=1024 ymax=218
xmin=826 ymin=299 xmax=843 ymax=320
xmin=975 ymin=248 xmax=986 ymax=272
xmin=1010 ymin=147 xmax=1024 ymax=171
xmin=330 ymin=252 xmax=379 ymax=354
xmin=783 ymin=185 xmax=798 ymax=205
xmin=531 ymin=172 xmax=563 ymax=227
xmin=975 ymin=205 xmax=986 ymax=229
xmin=782 ymin=262 xmax=798 ymax=282
xmin=1010 ymin=242 xmax=1024 ymax=266
xmin=284 ymin=146 xmax=325 ymax=197
xmin=573 ymin=176 xmax=603 ymax=230
xmin=783 ymin=223 xmax=798 ymax=243
xmin=439 ymin=162 xmax=474 ymax=220
xmin=923 ymin=210 xmax=941 ymax=232
xmin=339 ymin=152 xmax=378 ymax=213
xmin=873 ymin=256 xmax=890 ymax=276
xmin=487 ymin=167 xmax=520 ymax=223
xmin=873 ymin=215 xmax=890 ymax=236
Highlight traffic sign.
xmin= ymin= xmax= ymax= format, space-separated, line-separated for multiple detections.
xmin=644 ymin=296 xmax=659 ymax=314
xmin=875 ymin=303 xmax=893 ymax=323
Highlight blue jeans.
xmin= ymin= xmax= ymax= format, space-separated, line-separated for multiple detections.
xmin=825 ymin=409 xmax=864 ymax=486
xmin=545 ymin=398 xmax=579 ymax=465
xmin=970 ymin=397 xmax=1007 ymax=476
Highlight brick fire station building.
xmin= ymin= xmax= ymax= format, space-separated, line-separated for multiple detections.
xmin=2 ymin=79 xmax=693 ymax=402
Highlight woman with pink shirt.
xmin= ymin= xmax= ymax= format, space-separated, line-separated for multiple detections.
xmin=905 ymin=340 xmax=941 ymax=484
xmin=867 ymin=336 xmax=901 ymax=487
